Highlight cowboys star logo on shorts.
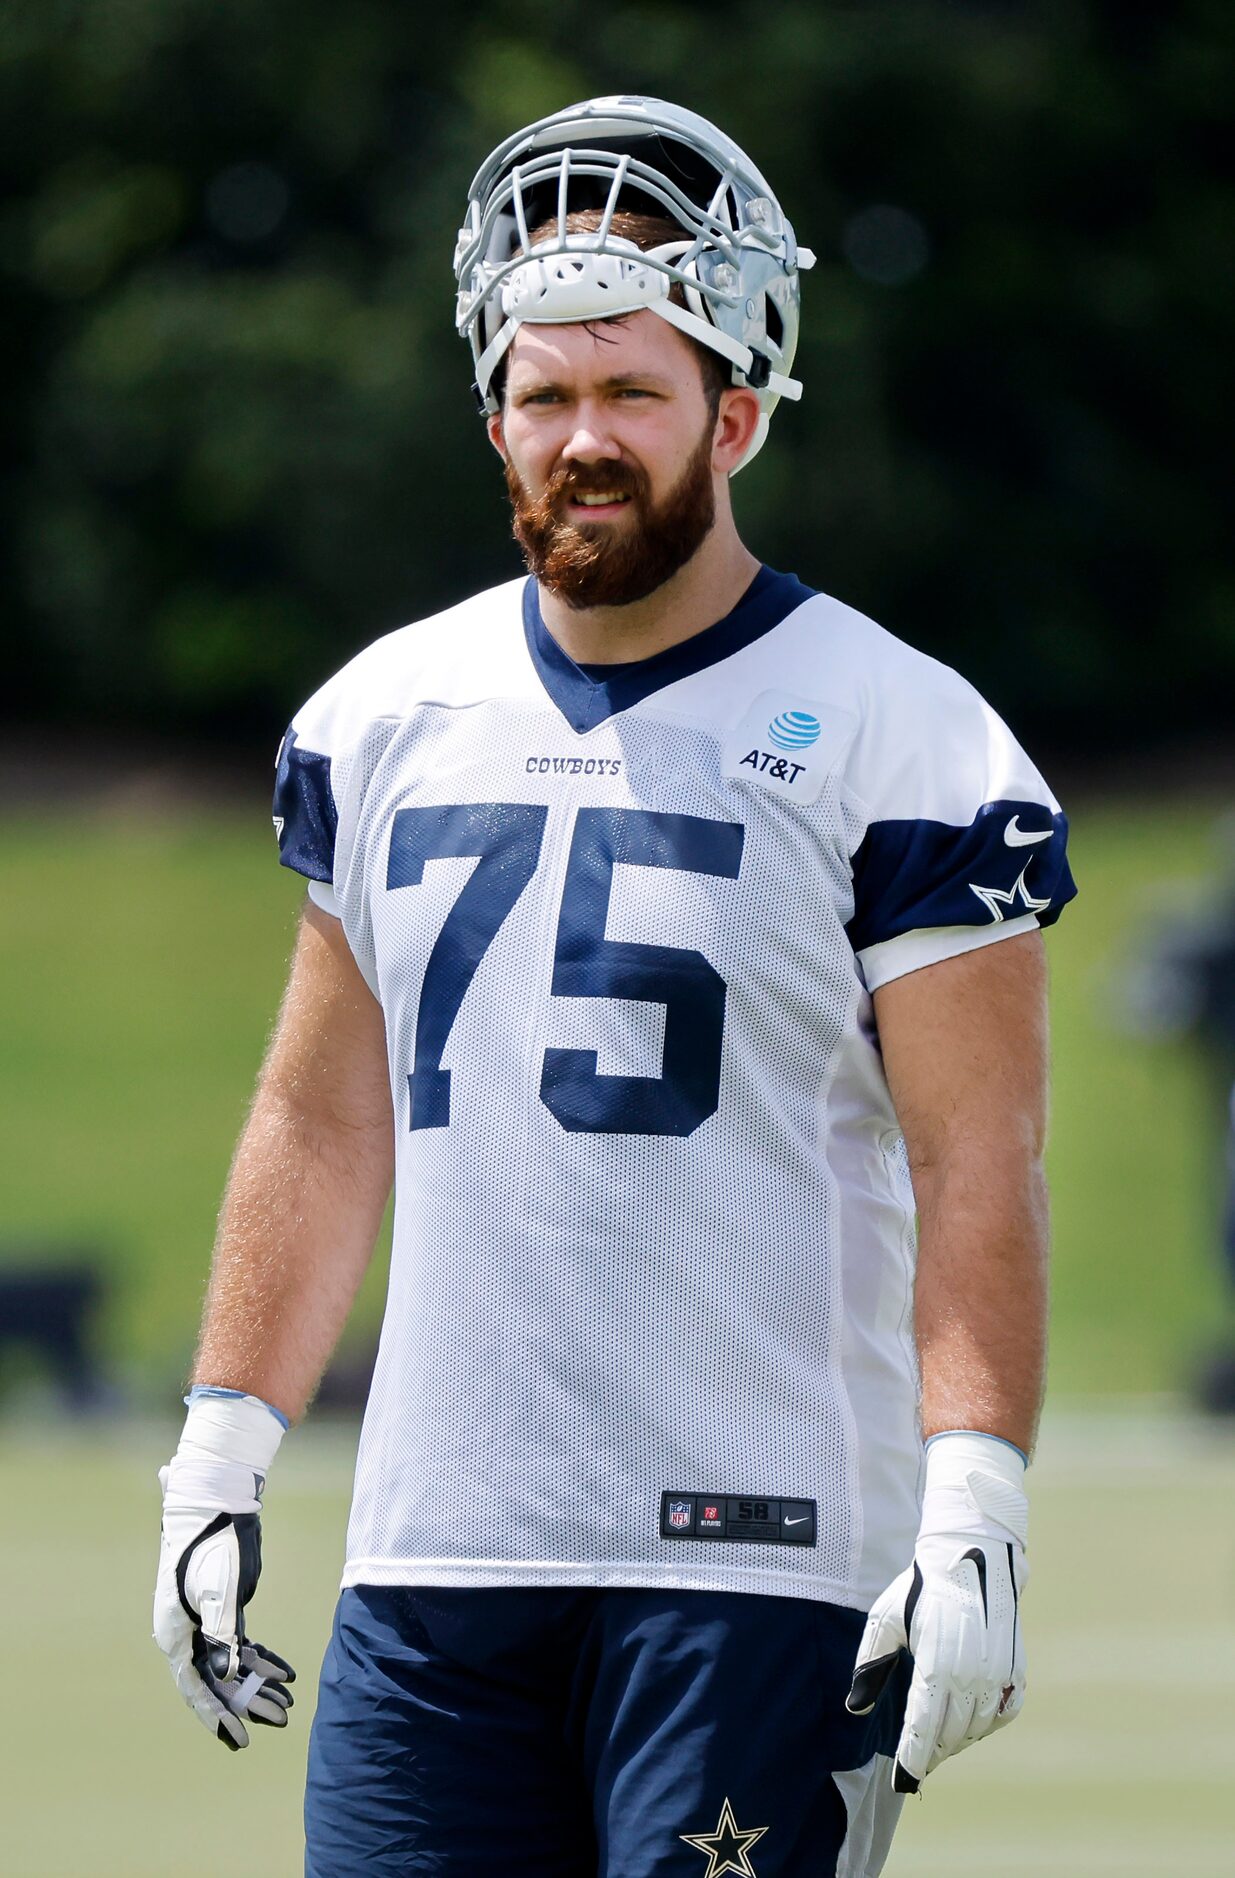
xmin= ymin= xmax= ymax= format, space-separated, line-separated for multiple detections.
xmin=668 ymin=1499 xmax=692 ymax=1529
xmin=680 ymin=1797 xmax=769 ymax=1878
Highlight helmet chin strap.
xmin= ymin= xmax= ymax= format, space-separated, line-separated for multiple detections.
xmin=647 ymin=298 xmax=802 ymax=402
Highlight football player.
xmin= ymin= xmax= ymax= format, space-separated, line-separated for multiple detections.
xmin=154 ymin=97 xmax=1075 ymax=1876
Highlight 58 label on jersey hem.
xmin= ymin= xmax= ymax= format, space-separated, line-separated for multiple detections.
xmin=660 ymin=1492 xmax=817 ymax=1546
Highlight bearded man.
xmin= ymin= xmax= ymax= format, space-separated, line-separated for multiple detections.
xmin=154 ymin=97 xmax=1076 ymax=1878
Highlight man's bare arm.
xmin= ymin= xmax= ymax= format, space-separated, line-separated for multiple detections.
xmin=192 ymin=898 xmax=394 ymax=1422
xmin=872 ymin=929 xmax=1050 ymax=1456
xmin=846 ymin=932 xmax=1048 ymax=1785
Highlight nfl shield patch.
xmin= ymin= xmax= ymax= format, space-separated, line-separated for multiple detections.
xmin=668 ymin=1499 xmax=693 ymax=1529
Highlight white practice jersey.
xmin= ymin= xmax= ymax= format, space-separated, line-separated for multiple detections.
xmin=274 ymin=567 xmax=1074 ymax=1610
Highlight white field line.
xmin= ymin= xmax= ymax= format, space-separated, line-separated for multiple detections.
xmin=1002 ymin=1734 xmax=1235 ymax=1782
xmin=892 ymin=1841 xmax=1235 ymax=1878
xmin=1032 ymin=1398 xmax=1235 ymax=1481
xmin=1029 ymin=1626 xmax=1235 ymax=1684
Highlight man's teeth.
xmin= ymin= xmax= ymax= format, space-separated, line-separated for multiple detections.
xmin=575 ymin=492 xmax=630 ymax=506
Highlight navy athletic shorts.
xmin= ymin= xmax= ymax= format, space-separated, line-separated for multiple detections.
xmin=304 ymin=1585 xmax=911 ymax=1877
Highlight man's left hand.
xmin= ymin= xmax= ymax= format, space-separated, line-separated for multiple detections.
xmin=846 ymin=1431 xmax=1028 ymax=1792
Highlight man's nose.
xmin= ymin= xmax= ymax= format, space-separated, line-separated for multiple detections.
xmin=560 ymin=408 xmax=623 ymax=463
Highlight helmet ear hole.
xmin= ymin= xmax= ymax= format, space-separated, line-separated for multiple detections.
xmin=764 ymin=297 xmax=784 ymax=351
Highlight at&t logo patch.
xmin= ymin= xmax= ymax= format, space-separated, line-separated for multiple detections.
xmin=721 ymin=692 xmax=856 ymax=805
xmin=766 ymin=709 xmax=821 ymax=751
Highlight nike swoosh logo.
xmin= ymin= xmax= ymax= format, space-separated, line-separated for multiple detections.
xmin=784 ymin=1516 xmax=809 ymax=1527
xmin=1004 ymin=816 xmax=1053 ymax=847
xmin=960 ymin=1545 xmax=989 ymax=1620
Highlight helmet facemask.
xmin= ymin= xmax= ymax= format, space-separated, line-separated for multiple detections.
xmin=455 ymin=97 xmax=813 ymax=472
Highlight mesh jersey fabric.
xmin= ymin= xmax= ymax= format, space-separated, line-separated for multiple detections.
xmin=273 ymin=567 xmax=1075 ymax=1609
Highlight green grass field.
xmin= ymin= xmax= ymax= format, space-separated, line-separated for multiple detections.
xmin=1 ymin=792 xmax=1232 ymax=1397
xmin=2 ymin=794 xmax=1235 ymax=1872
xmin=1 ymin=1405 xmax=1232 ymax=1876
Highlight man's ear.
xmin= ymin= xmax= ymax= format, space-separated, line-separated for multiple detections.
xmin=711 ymin=388 xmax=762 ymax=475
xmin=487 ymin=411 xmax=507 ymax=459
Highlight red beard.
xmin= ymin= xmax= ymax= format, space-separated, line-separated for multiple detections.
xmin=504 ymin=417 xmax=717 ymax=610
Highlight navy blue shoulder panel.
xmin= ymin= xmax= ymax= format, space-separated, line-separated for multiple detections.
xmin=523 ymin=565 xmax=818 ymax=733
xmin=273 ymin=727 xmax=337 ymax=884
xmin=847 ymin=799 xmax=1077 ymax=954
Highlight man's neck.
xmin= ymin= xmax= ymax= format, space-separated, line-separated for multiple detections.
xmin=536 ymin=524 xmax=762 ymax=667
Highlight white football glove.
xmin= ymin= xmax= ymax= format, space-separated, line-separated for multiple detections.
xmin=154 ymin=1391 xmax=295 ymax=1751
xmin=846 ymin=1431 xmax=1028 ymax=1792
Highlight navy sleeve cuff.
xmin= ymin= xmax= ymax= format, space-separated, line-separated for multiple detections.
xmin=847 ymin=799 xmax=1076 ymax=953
xmin=273 ymin=727 xmax=337 ymax=885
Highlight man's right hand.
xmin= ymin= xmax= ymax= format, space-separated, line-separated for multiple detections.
xmin=153 ymin=1391 xmax=295 ymax=1750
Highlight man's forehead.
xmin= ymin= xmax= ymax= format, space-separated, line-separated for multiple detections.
xmin=505 ymin=310 xmax=698 ymax=386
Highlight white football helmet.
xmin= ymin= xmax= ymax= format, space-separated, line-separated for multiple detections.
xmin=454 ymin=95 xmax=814 ymax=471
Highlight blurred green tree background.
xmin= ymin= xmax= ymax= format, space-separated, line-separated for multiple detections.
xmin=3 ymin=0 xmax=1231 ymax=753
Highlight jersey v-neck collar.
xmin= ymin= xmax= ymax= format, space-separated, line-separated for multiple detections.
xmin=522 ymin=564 xmax=818 ymax=734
